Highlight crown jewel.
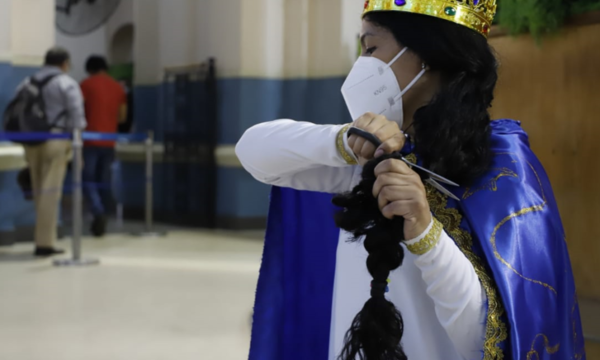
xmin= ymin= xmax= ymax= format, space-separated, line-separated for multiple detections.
xmin=363 ymin=0 xmax=497 ymax=37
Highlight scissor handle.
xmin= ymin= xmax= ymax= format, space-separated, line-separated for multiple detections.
xmin=347 ymin=127 xmax=383 ymax=148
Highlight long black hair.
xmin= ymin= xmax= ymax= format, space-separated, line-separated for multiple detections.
xmin=333 ymin=154 xmax=408 ymax=360
xmin=332 ymin=11 xmax=498 ymax=360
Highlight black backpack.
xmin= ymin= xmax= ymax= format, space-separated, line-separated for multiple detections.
xmin=2 ymin=74 xmax=63 ymax=145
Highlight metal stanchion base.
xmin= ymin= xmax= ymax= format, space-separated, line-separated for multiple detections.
xmin=53 ymin=258 xmax=100 ymax=267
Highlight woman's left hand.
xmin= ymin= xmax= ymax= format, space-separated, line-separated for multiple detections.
xmin=372 ymin=158 xmax=432 ymax=240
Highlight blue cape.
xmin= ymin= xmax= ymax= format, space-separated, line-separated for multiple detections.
xmin=249 ymin=119 xmax=585 ymax=360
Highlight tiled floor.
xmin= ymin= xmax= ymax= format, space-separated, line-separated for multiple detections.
xmin=1 ymin=228 xmax=599 ymax=360
xmin=0 ymin=230 xmax=264 ymax=360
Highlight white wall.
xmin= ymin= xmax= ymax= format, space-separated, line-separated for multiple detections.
xmin=133 ymin=0 xmax=160 ymax=85
xmin=135 ymin=0 xmax=243 ymax=84
xmin=107 ymin=0 xmax=133 ymax=43
xmin=197 ymin=0 xmax=242 ymax=78
xmin=133 ymin=0 xmax=361 ymax=83
xmin=306 ymin=0 xmax=361 ymax=77
xmin=158 ymin=0 xmax=197 ymax=69
xmin=240 ymin=0 xmax=362 ymax=78
xmin=341 ymin=0 xmax=364 ymax=68
xmin=11 ymin=0 xmax=55 ymax=65
xmin=240 ymin=0 xmax=284 ymax=78
xmin=0 ymin=0 xmax=55 ymax=65
xmin=0 ymin=0 xmax=11 ymax=61
xmin=49 ymin=0 xmax=362 ymax=84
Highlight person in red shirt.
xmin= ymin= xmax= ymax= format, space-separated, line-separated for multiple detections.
xmin=80 ymin=55 xmax=127 ymax=237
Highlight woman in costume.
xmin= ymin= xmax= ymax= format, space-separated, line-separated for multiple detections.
xmin=236 ymin=0 xmax=585 ymax=359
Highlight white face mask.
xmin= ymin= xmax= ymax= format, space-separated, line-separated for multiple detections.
xmin=341 ymin=48 xmax=426 ymax=128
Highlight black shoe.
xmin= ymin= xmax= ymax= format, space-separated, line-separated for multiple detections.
xmin=34 ymin=247 xmax=65 ymax=257
xmin=91 ymin=215 xmax=107 ymax=237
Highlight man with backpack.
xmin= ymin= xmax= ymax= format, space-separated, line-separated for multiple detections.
xmin=5 ymin=47 xmax=86 ymax=256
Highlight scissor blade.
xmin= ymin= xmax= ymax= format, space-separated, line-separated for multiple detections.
xmin=426 ymin=179 xmax=461 ymax=201
xmin=402 ymin=158 xmax=460 ymax=187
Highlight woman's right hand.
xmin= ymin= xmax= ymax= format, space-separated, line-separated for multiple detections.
xmin=348 ymin=112 xmax=405 ymax=166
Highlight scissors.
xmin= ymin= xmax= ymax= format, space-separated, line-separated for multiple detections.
xmin=347 ymin=127 xmax=461 ymax=201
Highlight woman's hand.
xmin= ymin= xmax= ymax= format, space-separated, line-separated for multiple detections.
xmin=348 ymin=112 xmax=405 ymax=166
xmin=372 ymin=158 xmax=432 ymax=240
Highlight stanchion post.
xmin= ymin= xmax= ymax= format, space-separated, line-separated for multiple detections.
xmin=116 ymin=203 xmax=123 ymax=230
xmin=54 ymin=129 xmax=100 ymax=267
xmin=72 ymin=128 xmax=83 ymax=260
xmin=145 ymin=130 xmax=154 ymax=233
xmin=135 ymin=130 xmax=166 ymax=237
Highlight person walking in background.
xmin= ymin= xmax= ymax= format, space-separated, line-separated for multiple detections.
xmin=18 ymin=47 xmax=86 ymax=256
xmin=80 ymin=55 xmax=127 ymax=237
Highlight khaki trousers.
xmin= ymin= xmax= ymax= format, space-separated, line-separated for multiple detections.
xmin=24 ymin=140 xmax=71 ymax=248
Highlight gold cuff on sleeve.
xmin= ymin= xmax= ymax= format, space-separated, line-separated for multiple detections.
xmin=406 ymin=218 xmax=443 ymax=255
xmin=336 ymin=124 xmax=358 ymax=166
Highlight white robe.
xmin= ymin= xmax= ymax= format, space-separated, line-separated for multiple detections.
xmin=236 ymin=119 xmax=487 ymax=360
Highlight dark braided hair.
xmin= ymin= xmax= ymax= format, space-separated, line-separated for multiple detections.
xmin=332 ymin=154 xmax=407 ymax=360
xmin=332 ymin=11 xmax=498 ymax=360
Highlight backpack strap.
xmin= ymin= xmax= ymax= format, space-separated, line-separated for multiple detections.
xmin=30 ymin=73 xmax=61 ymax=89
xmin=50 ymin=110 xmax=68 ymax=128
xmin=31 ymin=73 xmax=66 ymax=128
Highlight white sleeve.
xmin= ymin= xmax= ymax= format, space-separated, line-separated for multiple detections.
xmin=235 ymin=119 xmax=358 ymax=193
xmin=405 ymin=224 xmax=486 ymax=360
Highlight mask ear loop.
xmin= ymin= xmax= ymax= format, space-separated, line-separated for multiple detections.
xmin=380 ymin=47 xmax=409 ymax=74
xmin=396 ymin=62 xmax=427 ymax=101
xmin=399 ymin=63 xmax=427 ymax=135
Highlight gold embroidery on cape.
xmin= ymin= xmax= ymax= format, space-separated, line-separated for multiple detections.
xmin=490 ymin=161 xmax=557 ymax=295
xmin=426 ymin=186 xmax=507 ymax=359
xmin=423 ymin=150 xmax=568 ymax=358
xmin=462 ymin=168 xmax=519 ymax=200
xmin=526 ymin=334 xmax=560 ymax=360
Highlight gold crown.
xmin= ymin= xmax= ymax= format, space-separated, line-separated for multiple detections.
xmin=363 ymin=0 xmax=497 ymax=37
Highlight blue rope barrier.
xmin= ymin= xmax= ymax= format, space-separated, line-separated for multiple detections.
xmin=0 ymin=131 xmax=148 ymax=143
xmin=82 ymin=132 xmax=148 ymax=142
